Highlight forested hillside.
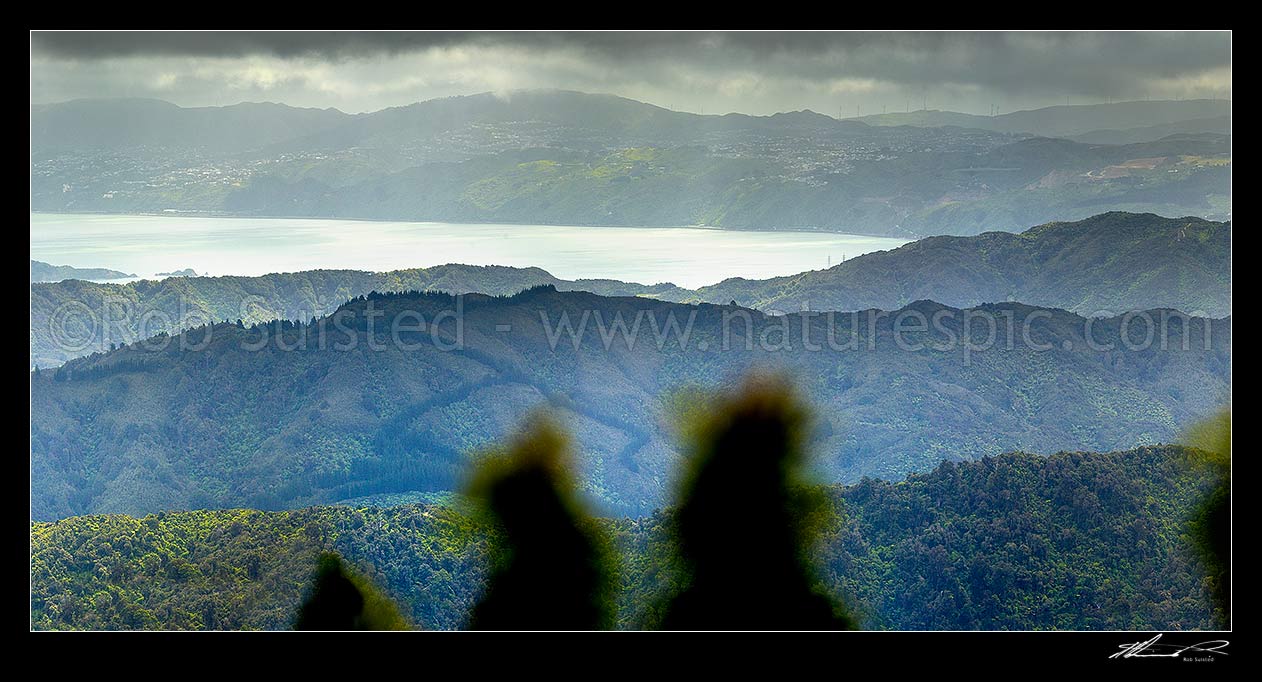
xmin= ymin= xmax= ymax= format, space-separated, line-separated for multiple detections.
xmin=30 ymin=212 xmax=1230 ymax=368
xmin=31 ymin=260 xmax=135 ymax=284
xmin=29 ymin=263 xmax=681 ymax=367
xmin=31 ymin=446 xmax=1222 ymax=630
xmin=28 ymin=31 xmax=1234 ymax=638
xmin=690 ymin=212 xmax=1232 ymax=317
xmin=31 ymin=287 xmax=1230 ymax=520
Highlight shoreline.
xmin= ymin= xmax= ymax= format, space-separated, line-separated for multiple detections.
xmin=28 ymin=210 xmax=917 ymax=240
xmin=29 ymin=211 xmax=912 ymax=289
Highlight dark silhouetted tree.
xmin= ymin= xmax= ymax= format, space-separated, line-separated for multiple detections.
xmin=293 ymin=551 xmax=410 ymax=630
xmin=466 ymin=415 xmax=615 ymax=630
xmin=661 ymin=373 xmax=855 ymax=630
xmin=1184 ymin=407 xmax=1231 ymax=629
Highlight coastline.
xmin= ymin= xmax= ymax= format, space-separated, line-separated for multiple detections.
xmin=28 ymin=209 xmax=916 ymax=240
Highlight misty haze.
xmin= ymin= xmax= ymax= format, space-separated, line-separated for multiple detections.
xmin=29 ymin=30 xmax=1231 ymax=644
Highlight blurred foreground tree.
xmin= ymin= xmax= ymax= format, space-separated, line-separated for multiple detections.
xmin=1183 ymin=407 xmax=1231 ymax=629
xmin=661 ymin=373 xmax=855 ymax=630
xmin=293 ymin=551 xmax=410 ymax=630
xmin=466 ymin=415 xmax=615 ymax=630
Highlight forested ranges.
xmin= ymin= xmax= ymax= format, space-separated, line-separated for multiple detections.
xmin=31 ymin=286 xmax=1229 ymax=520
xmin=31 ymin=446 xmax=1223 ymax=630
xmin=30 ymin=212 xmax=1230 ymax=368
xmin=689 ymin=212 xmax=1231 ymax=319
xmin=29 ymin=263 xmax=683 ymax=367
xmin=31 ymin=260 xmax=135 ymax=284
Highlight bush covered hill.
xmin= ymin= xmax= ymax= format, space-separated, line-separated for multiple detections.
xmin=31 ymin=260 xmax=136 ymax=284
xmin=855 ymin=99 xmax=1230 ymax=141
xmin=689 ymin=212 xmax=1231 ymax=318
xmin=30 ymin=446 xmax=1223 ymax=631
xmin=29 ymin=264 xmax=682 ymax=368
xmin=32 ymin=92 xmax=1231 ymax=238
xmin=31 ymin=285 xmax=1230 ymax=520
xmin=30 ymin=212 xmax=1230 ymax=368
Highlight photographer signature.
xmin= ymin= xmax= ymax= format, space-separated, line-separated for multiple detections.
xmin=1111 ymin=634 xmax=1229 ymax=659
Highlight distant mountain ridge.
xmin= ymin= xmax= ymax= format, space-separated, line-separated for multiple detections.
xmin=30 ymin=98 xmax=352 ymax=154
xmin=856 ymin=99 xmax=1231 ymax=139
xmin=30 ymin=260 xmax=135 ymax=284
xmin=31 ymin=91 xmax=1231 ymax=237
xmin=34 ymin=94 xmax=1232 ymax=147
xmin=1070 ymin=115 xmax=1232 ymax=145
xmin=688 ymin=212 xmax=1231 ymax=318
xmin=265 ymin=90 xmax=875 ymax=154
xmin=30 ymin=91 xmax=881 ymax=161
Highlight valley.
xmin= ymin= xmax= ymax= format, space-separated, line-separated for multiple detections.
xmin=28 ymin=31 xmax=1234 ymax=636
xmin=31 ymin=285 xmax=1230 ymax=520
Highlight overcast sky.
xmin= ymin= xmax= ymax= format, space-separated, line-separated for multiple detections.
xmin=29 ymin=31 xmax=1232 ymax=117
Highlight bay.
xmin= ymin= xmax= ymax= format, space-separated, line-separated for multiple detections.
xmin=30 ymin=213 xmax=909 ymax=288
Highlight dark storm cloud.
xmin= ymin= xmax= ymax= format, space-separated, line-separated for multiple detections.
xmin=31 ymin=31 xmax=1229 ymax=96
xmin=26 ymin=30 xmax=969 ymax=59
xmin=29 ymin=31 xmax=716 ymax=60
xmin=31 ymin=31 xmax=468 ymax=59
xmin=29 ymin=31 xmax=1230 ymax=115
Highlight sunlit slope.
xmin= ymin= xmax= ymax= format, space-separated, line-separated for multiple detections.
xmin=31 ymin=446 xmax=1222 ymax=630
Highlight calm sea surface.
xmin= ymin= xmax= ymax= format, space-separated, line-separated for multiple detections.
xmin=30 ymin=213 xmax=909 ymax=288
